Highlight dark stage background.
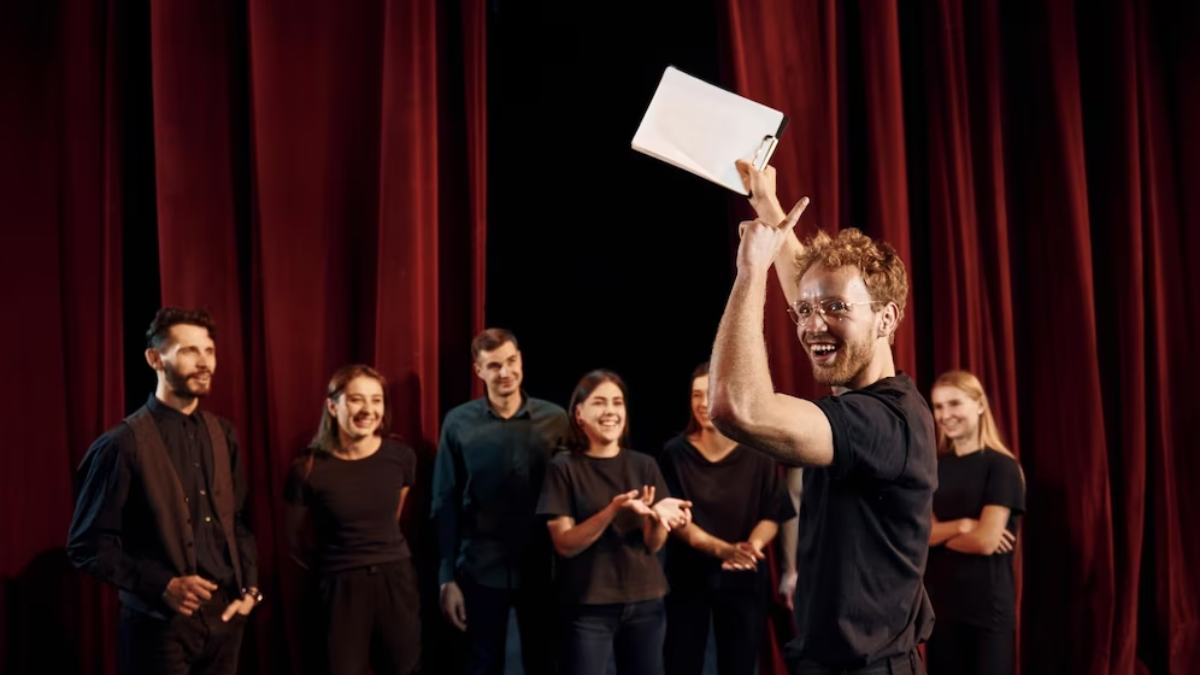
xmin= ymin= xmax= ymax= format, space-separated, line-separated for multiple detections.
xmin=3 ymin=1 xmax=1199 ymax=675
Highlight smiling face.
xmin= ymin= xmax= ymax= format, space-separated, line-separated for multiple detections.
xmin=474 ymin=340 xmax=522 ymax=399
xmin=690 ymin=374 xmax=715 ymax=432
xmin=329 ymin=375 xmax=386 ymax=442
xmin=931 ymin=384 xmax=983 ymax=445
xmin=794 ymin=264 xmax=891 ymax=388
xmin=148 ymin=324 xmax=216 ymax=399
xmin=575 ymin=380 xmax=626 ymax=447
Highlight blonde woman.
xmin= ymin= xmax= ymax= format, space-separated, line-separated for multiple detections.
xmin=925 ymin=370 xmax=1025 ymax=675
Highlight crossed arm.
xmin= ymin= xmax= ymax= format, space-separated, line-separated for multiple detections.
xmin=930 ymin=505 xmax=1015 ymax=555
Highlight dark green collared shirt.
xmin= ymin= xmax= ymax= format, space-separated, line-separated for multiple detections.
xmin=431 ymin=393 xmax=569 ymax=589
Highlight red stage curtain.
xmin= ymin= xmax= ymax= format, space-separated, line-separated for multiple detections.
xmin=0 ymin=1 xmax=486 ymax=673
xmin=723 ymin=0 xmax=1200 ymax=674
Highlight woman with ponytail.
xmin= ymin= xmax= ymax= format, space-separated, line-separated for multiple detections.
xmin=285 ymin=365 xmax=420 ymax=675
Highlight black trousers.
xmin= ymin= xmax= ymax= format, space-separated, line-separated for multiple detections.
xmin=924 ymin=618 xmax=1013 ymax=675
xmin=118 ymin=590 xmax=246 ymax=675
xmin=664 ymin=583 xmax=767 ymax=675
xmin=459 ymin=576 xmax=557 ymax=675
xmin=790 ymin=649 xmax=926 ymax=675
xmin=320 ymin=560 xmax=422 ymax=675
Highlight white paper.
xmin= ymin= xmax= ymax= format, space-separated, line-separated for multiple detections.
xmin=631 ymin=66 xmax=787 ymax=195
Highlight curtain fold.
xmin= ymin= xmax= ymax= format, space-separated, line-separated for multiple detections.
xmin=722 ymin=0 xmax=1200 ymax=673
xmin=0 ymin=1 xmax=486 ymax=673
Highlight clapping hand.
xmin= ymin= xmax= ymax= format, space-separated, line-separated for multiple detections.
xmin=651 ymin=497 xmax=693 ymax=531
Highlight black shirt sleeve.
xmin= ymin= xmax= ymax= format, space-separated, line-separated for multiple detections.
xmin=223 ymin=421 xmax=258 ymax=589
xmin=814 ymin=392 xmax=908 ymax=481
xmin=431 ymin=420 xmax=463 ymax=584
xmin=536 ymin=457 xmax=574 ymax=519
xmin=283 ymin=458 xmax=315 ymax=570
xmin=983 ymin=452 xmax=1025 ymax=516
xmin=397 ymin=441 xmax=417 ymax=488
xmin=645 ymin=457 xmax=671 ymax=501
xmin=761 ymin=462 xmax=797 ymax=523
xmin=66 ymin=429 xmax=176 ymax=599
xmin=657 ymin=445 xmax=683 ymax=499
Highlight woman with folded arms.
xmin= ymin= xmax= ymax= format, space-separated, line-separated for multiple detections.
xmin=925 ymin=369 xmax=1025 ymax=675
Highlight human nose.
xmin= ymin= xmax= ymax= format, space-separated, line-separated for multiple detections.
xmin=799 ymin=310 xmax=830 ymax=333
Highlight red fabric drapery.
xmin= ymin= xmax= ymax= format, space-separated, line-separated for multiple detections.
xmin=723 ymin=1 xmax=1200 ymax=673
xmin=4 ymin=1 xmax=1200 ymax=674
xmin=0 ymin=1 xmax=486 ymax=673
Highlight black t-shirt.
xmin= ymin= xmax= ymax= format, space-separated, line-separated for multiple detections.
xmin=925 ymin=447 xmax=1025 ymax=629
xmin=785 ymin=373 xmax=937 ymax=669
xmin=658 ymin=435 xmax=795 ymax=591
xmin=537 ymin=449 xmax=670 ymax=606
xmin=284 ymin=439 xmax=417 ymax=574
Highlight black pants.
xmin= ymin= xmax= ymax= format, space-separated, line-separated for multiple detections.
xmin=790 ymin=649 xmax=926 ymax=675
xmin=321 ymin=560 xmax=421 ymax=675
xmin=118 ymin=590 xmax=246 ymax=675
xmin=459 ymin=576 xmax=557 ymax=675
xmin=561 ymin=599 xmax=666 ymax=675
xmin=665 ymin=583 xmax=767 ymax=675
xmin=925 ymin=618 xmax=1013 ymax=675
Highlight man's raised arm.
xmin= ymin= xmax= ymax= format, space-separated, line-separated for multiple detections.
xmin=707 ymin=195 xmax=833 ymax=468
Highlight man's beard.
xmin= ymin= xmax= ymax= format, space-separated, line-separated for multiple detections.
xmin=809 ymin=335 xmax=873 ymax=388
xmin=164 ymin=364 xmax=212 ymax=399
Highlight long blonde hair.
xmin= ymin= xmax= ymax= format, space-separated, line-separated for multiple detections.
xmin=932 ymin=370 xmax=1014 ymax=459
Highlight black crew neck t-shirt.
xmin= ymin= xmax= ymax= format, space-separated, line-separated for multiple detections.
xmin=785 ymin=373 xmax=937 ymax=669
xmin=925 ymin=447 xmax=1025 ymax=628
xmin=658 ymin=435 xmax=795 ymax=591
xmin=284 ymin=439 xmax=417 ymax=574
xmin=537 ymin=449 xmax=670 ymax=606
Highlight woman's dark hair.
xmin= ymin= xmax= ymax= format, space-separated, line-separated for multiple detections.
xmin=566 ymin=369 xmax=630 ymax=452
xmin=683 ymin=361 xmax=710 ymax=435
xmin=309 ymin=364 xmax=392 ymax=454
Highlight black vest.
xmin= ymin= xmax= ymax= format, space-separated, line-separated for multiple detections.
xmin=124 ymin=407 xmax=243 ymax=591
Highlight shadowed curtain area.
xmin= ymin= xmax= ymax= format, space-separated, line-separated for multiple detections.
xmin=0 ymin=1 xmax=487 ymax=673
xmin=723 ymin=0 xmax=1200 ymax=673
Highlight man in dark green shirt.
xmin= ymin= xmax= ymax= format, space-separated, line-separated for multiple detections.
xmin=431 ymin=328 xmax=570 ymax=675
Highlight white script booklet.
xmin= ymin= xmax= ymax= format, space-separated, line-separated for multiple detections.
xmin=631 ymin=66 xmax=788 ymax=195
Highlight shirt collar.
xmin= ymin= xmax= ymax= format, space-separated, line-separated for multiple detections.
xmin=481 ymin=390 xmax=533 ymax=420
xmin=146 ymin=392 xmax=196 ymax=422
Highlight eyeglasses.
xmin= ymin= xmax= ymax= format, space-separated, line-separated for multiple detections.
xmin=786 ymin=299 xmax=881 ymax=326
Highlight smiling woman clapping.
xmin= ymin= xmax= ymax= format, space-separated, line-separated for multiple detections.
xmin=537 ymin=370 xmax=693 ymax=675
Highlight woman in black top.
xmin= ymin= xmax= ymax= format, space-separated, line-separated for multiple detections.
xmin=659 ymin=362 xmax=796 ymax=675
xmin=924 ymin=370 xmax=1025 ymax=675
xmin=285 ymin=365 xmax=420 ymax=675
xmin=537 ymin=370 xmax=693 ymax=675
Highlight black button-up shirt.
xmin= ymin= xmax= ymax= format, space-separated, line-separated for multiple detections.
xmin=143 ymin=395 xmax=239 ymax=588
xmin=431 ymin=393 xmax=569 ymax=589
xmin=67 ymin=394 xmax=256 ymax=614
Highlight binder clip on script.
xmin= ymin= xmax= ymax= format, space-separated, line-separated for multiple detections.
xmin=631 ymin=66 xmax=789 ymax=196
xmin=750 ymin=134 xmax=781 ymax=171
